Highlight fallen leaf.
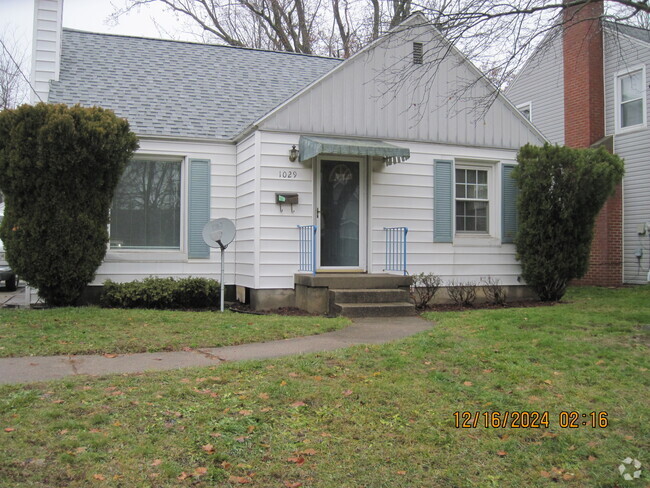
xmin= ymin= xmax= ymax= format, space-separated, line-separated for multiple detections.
xmin=103 ymin=353 xmax=118 ymax=359
xmin=553 ymin=371 xmax=562 ymax=376
xmin=463 ymin=381 xmax=473 ymax=386
xmin=540 ymin=470 xmax=551 ymax=478
xmin=4 ymin=428 xmax=14 ymax=432
xmin=562 ymin=473 xmax=575 ymax=480
xmin=229 ymin=475 xmax=252 ymax=484
xmin=283 ymin=482 xmax=302 ymax=488
xmin=177 ymin=471 xmax=189 ymax=480
xmin=260 ymin=407 xmax=273 ymax=413
xmin=301 ymin=449 xmax=317 ymax=456
xmin=482 ymin=369 xmax=493 ymax=373
xmin=289 ymin=372 xmax=299 ymax=377
xmin=210 ymin=432 xmax=222 ymax=438
xmin=258 ymin=393 xmax=270 ymax=400
xmin=397 ymin=470 xmax=407 ymax=475
xmin=93 ymin=474 xmax=106 ymax=481
xmin=290 ymin=401 xmax=307 ymax=407
xmin=221 ymin=461 xmax=232 ymax=469
xmin=247 ymin=425 xmax=256 ymax=434
xmin=239 ymin=410 xmax=253 ymax=416
xmin=180 ymin=378 xmax=191 ymax=384
xmin=543 ymin=379 xmax=552 ymax=385
xmin=541 ymin=432 xmax=558 ymax=438
xmin=75 ymin=447 xmax=87 ymax=454
xmin=588 ymin=455 xmax=597 ymax=462
xmin=58 ymin=429 xmax=68 ymax=435
xmin=342 ymin=390 xmax=353 ymax=396
xmin=497 ymin=451 xmax=507 ymax=457
xmin=595 ymin=360 xmax=605 ymax=365
xmin=280 ymin=381 xmax=287 ymax=386
xmin=234 ymin=436 xmax=249 ymax=443
xmin=313 ymin=376 xmax=323 ymax=381
xmin=202 ymin=444 xmax=215 ymax=454
xmin=151 ymin=459 xmax=162 ymax=466
xmin=287 ymin=457 xmax=305 ymax=465
xmin=193 ymin=467 xmax=208 ymax=476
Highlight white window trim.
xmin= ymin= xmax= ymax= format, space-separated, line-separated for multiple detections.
xmin=614 ymin=65 xmax=647 ymax=134
xmin=516 ymin=101 xmax=533 ymax=122
xmin=107 ymin=155 xmax=187 ymax=257
xmin=453 ymin=160 xmax=499 ymax=245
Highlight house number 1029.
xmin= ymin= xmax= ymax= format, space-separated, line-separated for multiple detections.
xmin=279 ymin=170 xmax=298 ymax=179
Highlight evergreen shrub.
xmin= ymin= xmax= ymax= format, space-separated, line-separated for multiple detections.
xmin=101 ymin=277 xmax=221 ymax=309
xmin=0 ymin=103 xmax=138 ymax=306
xmin=514 ymin=143 xmax=624 ymax=301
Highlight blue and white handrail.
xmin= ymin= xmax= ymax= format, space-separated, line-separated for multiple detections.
xmin=384 ymin=226 xmax=408 ymax=275
xmin=298 ymin=225 xmax=317 ymax=275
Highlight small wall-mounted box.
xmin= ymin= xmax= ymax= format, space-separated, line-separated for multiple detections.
xmin=276 ymin=193 xmax=299 ymax=205
xmin=638 ymin=223 xmax=648 ymax=236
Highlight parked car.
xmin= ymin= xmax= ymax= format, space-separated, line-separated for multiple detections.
xmin=0 ymin=212 xmax=18 ymax=291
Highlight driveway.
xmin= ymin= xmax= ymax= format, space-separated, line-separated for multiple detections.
xmin=0 ymin=285 xmax=26 ymax=307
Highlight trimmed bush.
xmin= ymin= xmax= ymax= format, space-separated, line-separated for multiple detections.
xmin=101 ymin=277 xmax=220 ymax=309
xmin=0 ymin=103 xmax=138 ymax=306
xmin=514 ymin=144 xmax=624 ymax=301
xmin=481 ymin=276 xmax=507 ymax=305
xmin=447 ymin=280 xmax=477 ymax=307
xmin=409 ymin=272 xmax=442 ymax=309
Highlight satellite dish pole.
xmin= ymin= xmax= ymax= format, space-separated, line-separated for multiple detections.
xmin=202 ymin=219 xmax=236 ymax=312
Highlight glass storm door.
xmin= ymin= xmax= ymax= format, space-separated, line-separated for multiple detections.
xmin=319 ymin=159 xmax=361 ymax=268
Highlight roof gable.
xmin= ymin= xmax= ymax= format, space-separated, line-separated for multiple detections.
xmin=257 ymin=13 xmax=545 ymax=149
xmin=49 ymin=30 xmax=341 ymax=140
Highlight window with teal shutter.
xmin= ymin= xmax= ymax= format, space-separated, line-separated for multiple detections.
xmin=188 ymin=159 xmax=211 ymax=258
xmin=501 ymin=164 xmax=518 ymax=243
xmin=434 ymin=159 xmax=453 ymax=242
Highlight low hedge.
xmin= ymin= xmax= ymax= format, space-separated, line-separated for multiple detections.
xmin=101 ymin=277 xmax=220 ymax=310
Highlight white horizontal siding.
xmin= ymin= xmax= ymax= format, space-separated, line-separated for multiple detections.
xmin=604 ymin=30 xmax=650 ymax=284
xmin=236 ymin=133 xmax=258 ymax=288
xmin=506 ymin=29 xmax=564 ymax=145
xmin=255 ymin=131 xmax=523 ymax=289
xmin=31 ymin=0 xmax=64 ymax=103
xmin=258 ymin=20 xmax=543 ymax=150
xmin=94 ymin=138 xmax=237 ymax=285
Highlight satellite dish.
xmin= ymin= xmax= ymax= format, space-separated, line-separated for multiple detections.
xmin=203 ymin=218 xmax=236 ymax=249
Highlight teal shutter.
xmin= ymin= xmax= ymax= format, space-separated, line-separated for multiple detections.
xmin=188 ymin=159 xmax=211 ymax=258
xmin=434 ymin=160 xmax=453 ymax=243
xmin=501 ymin=164 xmax=518 ymax=244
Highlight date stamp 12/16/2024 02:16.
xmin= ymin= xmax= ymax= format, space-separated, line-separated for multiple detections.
xmin=453 ymin=411 xmax=609 ymax=429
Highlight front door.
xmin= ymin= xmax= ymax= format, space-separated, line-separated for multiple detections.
xmin=318 ymin=158 xmax=365 ymax=269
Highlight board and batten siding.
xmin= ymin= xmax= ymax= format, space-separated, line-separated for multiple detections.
xmin=94 ymin=138 xmax=236 ymax=285
xmin=506 ymin=29 xmax=565 ymax=145
xmin=253 ymin=131 xmax=524 ymax=289
xmin=31 ymin=0 xmax=64 ymax=103
xmin=235 ymin=133 xmax=259 ymax=289
xmin=604 ymin=29 xmax=650 ymax=284
xmin=258 ymin=19 xmax=542 ymax=151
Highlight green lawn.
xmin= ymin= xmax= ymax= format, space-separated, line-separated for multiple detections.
xmin=0 ymin=308 xmax=349 ymax=357
xmin=0 ymin=286 xmax=648 ymax=487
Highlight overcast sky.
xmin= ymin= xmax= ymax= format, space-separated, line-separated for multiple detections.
xmin=1 ymin=0 xmax=196 ymax=61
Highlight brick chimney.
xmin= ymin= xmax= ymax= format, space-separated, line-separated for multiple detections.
xmin=563 ymin=0 xmax=623 ymax=286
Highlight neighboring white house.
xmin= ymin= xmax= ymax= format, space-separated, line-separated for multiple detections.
xmin=32 ymin=0 xmax=545 ymax=311
xmin=507 ymin=11 xmax=650 ymax=285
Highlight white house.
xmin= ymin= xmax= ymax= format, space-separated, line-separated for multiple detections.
xmin=31 ymin=0 xmax=544 ymax=314
xmin=507 ymin=1 xmax=650 ymax=286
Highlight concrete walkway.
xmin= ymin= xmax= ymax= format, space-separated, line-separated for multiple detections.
xmin=0 ymin=316 xmax=432 ymax=385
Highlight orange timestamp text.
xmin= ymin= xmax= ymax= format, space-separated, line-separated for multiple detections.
xmin=453 ymin=411 xmax=609 ymax=429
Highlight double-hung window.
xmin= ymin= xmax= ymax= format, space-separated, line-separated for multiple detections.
xmin=110 ymin=158 xmax=182 ymax=249
xmin=616 ymin=67 xmax=646 ymax=131
xmin=455 ymin=167 xmax=489 ymax=233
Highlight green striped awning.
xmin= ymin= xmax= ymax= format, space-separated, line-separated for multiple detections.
xmin=298 ymin=136 xmax=410 ymax=165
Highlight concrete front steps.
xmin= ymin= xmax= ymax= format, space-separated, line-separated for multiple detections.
xmin=295 ymin=273 xmax=416 ymax=317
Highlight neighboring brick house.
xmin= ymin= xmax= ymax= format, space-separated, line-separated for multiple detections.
xmin=507 ymin=1 xmax=650 ymax=286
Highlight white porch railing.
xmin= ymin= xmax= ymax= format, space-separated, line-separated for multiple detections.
xmin=384 ymin=226 xmax=408 ymax=275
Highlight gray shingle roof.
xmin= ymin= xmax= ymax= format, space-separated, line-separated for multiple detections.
xmin=49 ymin=29 xmax=341 ymax=140
xmin=605 ymin=21 xmax=650 ymax=44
